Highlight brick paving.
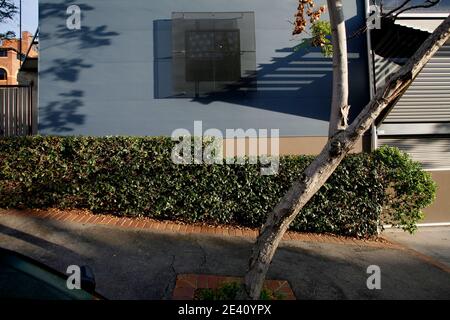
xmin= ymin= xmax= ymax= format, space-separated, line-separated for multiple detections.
xmin=172 ymin=274 xmax=296 ymax=300
xmin=0 ymin=208 xmax=398 ymax=249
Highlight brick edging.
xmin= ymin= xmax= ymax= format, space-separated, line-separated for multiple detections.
xmin=0 ymin=208 xmax=398 ymax=249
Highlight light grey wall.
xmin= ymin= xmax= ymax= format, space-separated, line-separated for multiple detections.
xmin=39 ymin=0 xmax=370 ymax=136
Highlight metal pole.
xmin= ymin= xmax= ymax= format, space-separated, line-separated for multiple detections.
xmin=19 ymin=0 xmax=22 ymax=67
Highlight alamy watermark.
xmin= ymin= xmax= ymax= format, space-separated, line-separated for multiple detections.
xmin=367 ymin=5 xmax=382 ymax=30
xmin=66 ymin=265 xmax=81 ymax=290
xmin=366 ymin=265 xmax=381 ymax=290
xmin=66 ymin=5 xmax=81 ymax=30
xmin=171 ymin=121 xmax=280 ymax=175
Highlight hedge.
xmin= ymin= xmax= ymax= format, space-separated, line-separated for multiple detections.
xmin=0 ymin=136 xmax=436 ymax=237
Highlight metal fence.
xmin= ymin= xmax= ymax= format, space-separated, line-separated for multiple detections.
xmin=0 ymin=85 xmax=33 ymax=137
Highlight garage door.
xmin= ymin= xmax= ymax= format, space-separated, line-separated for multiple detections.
xmin=378 ymin=136 xmax=450 ymax=170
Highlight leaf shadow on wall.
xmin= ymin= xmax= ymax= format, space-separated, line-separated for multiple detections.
xmin=39 ymin=0 xmax=119 ymax=133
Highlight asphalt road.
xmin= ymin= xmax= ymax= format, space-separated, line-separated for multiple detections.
xmin=0 ymin=214 xmax=449 ymax=300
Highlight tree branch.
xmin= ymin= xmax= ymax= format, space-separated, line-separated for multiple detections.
xmin=348 ymin=0 xmax=442 ymax=40
xmin=387 ymin=0 xmax=441 ymax=19
xmin=383 ymin=0 xmax=413 ymax=17
xmin=327 ymin=0 xmax=349 ymax=136
xmin=0 ymin=0 xmax=18 ymax=23
xmin=242 ymin=14 xmax=450 ymax=300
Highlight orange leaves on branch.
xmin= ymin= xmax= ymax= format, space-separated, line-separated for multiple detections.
xmin=293 ymin=0 xmax=326 ymax=35
xmin=292 ymin=1 xmax=331 ymax=57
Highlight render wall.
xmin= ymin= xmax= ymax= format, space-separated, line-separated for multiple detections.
xmin=39 ymin=0 xmax=370 ymax=137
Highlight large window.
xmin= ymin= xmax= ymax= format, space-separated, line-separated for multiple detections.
xmin=0 ymin=49 xmax=8 ymax=57
xmin=0 ymin=68 xmax=7 ymax=80
xmin=171 ymin=12 xmax=256 ymax=98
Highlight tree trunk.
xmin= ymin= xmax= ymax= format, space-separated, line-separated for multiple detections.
xmin=328 ymin=0 xmax=349 ymax=137
xmin=241 ymin=15 xmax=450 ymax=300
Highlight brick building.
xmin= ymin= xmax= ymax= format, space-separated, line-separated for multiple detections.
xmin=0 ymin=31 xmax=38 ymax=85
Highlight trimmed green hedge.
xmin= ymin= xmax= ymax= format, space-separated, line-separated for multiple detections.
xmin=0 ymin=136 xmax=436 ymax=237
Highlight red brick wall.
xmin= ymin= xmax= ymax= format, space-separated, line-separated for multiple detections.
xmin=0 ymin=31 xmax=37 ymax=85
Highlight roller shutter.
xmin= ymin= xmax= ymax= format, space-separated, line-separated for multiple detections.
xmin=378 ymin=136 xmax=450 ymax=170
xmin=384 ymin=40 xmax=450 ymax=123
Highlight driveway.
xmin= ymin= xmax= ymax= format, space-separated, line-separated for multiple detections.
xmin=0 ymin=213 xmax=449 ymax=300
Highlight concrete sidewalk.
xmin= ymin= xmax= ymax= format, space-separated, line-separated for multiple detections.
xmin=384 ymin=226 xmax=450 ymax=269
xmin=0 ymin=212 xmax=449 ymax=300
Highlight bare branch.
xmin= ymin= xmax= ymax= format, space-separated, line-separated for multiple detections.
xmin=348 ymin=0 xmax=442 ymax=40
xmin=383 ymin=0 xmax=413 ymax=17
xmin=0 ymin=0 xmax=18 ymax=23
xmin=385 ymin=0 xmax=441 ymax=20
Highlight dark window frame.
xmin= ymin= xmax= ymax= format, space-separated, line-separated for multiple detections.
xmin=185 ymin=29 xmax=241 ymax=82
xmin=0 ymin=68 xmax=7 ymax=80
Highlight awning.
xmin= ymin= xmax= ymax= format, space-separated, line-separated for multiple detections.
xmin=394 ymin=19 xmax=445 ymax=33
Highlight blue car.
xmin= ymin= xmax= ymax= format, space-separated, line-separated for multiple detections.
xmin=0 ymin=248 xmax=105 ymax=300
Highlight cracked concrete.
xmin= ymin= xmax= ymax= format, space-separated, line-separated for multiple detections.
xmin=162 ymin=255 xmax=177 ymax=300
xmin=0 ymin=214 xmax=449 ymax=300
xmin=195 ymin=239 xmax=208 ymax=274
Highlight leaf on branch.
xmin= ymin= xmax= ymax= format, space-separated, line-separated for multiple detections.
xmin=0 ymin=30 xmax=16 ymax=40
xmin=292 ymin=1 xmax=332 ymax=57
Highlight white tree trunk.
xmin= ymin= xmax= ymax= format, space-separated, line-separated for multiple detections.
xmin=328 ymin=0 xmax=349 ymax=137
xmin=241 ymin=15 xmax=450 ymax=300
